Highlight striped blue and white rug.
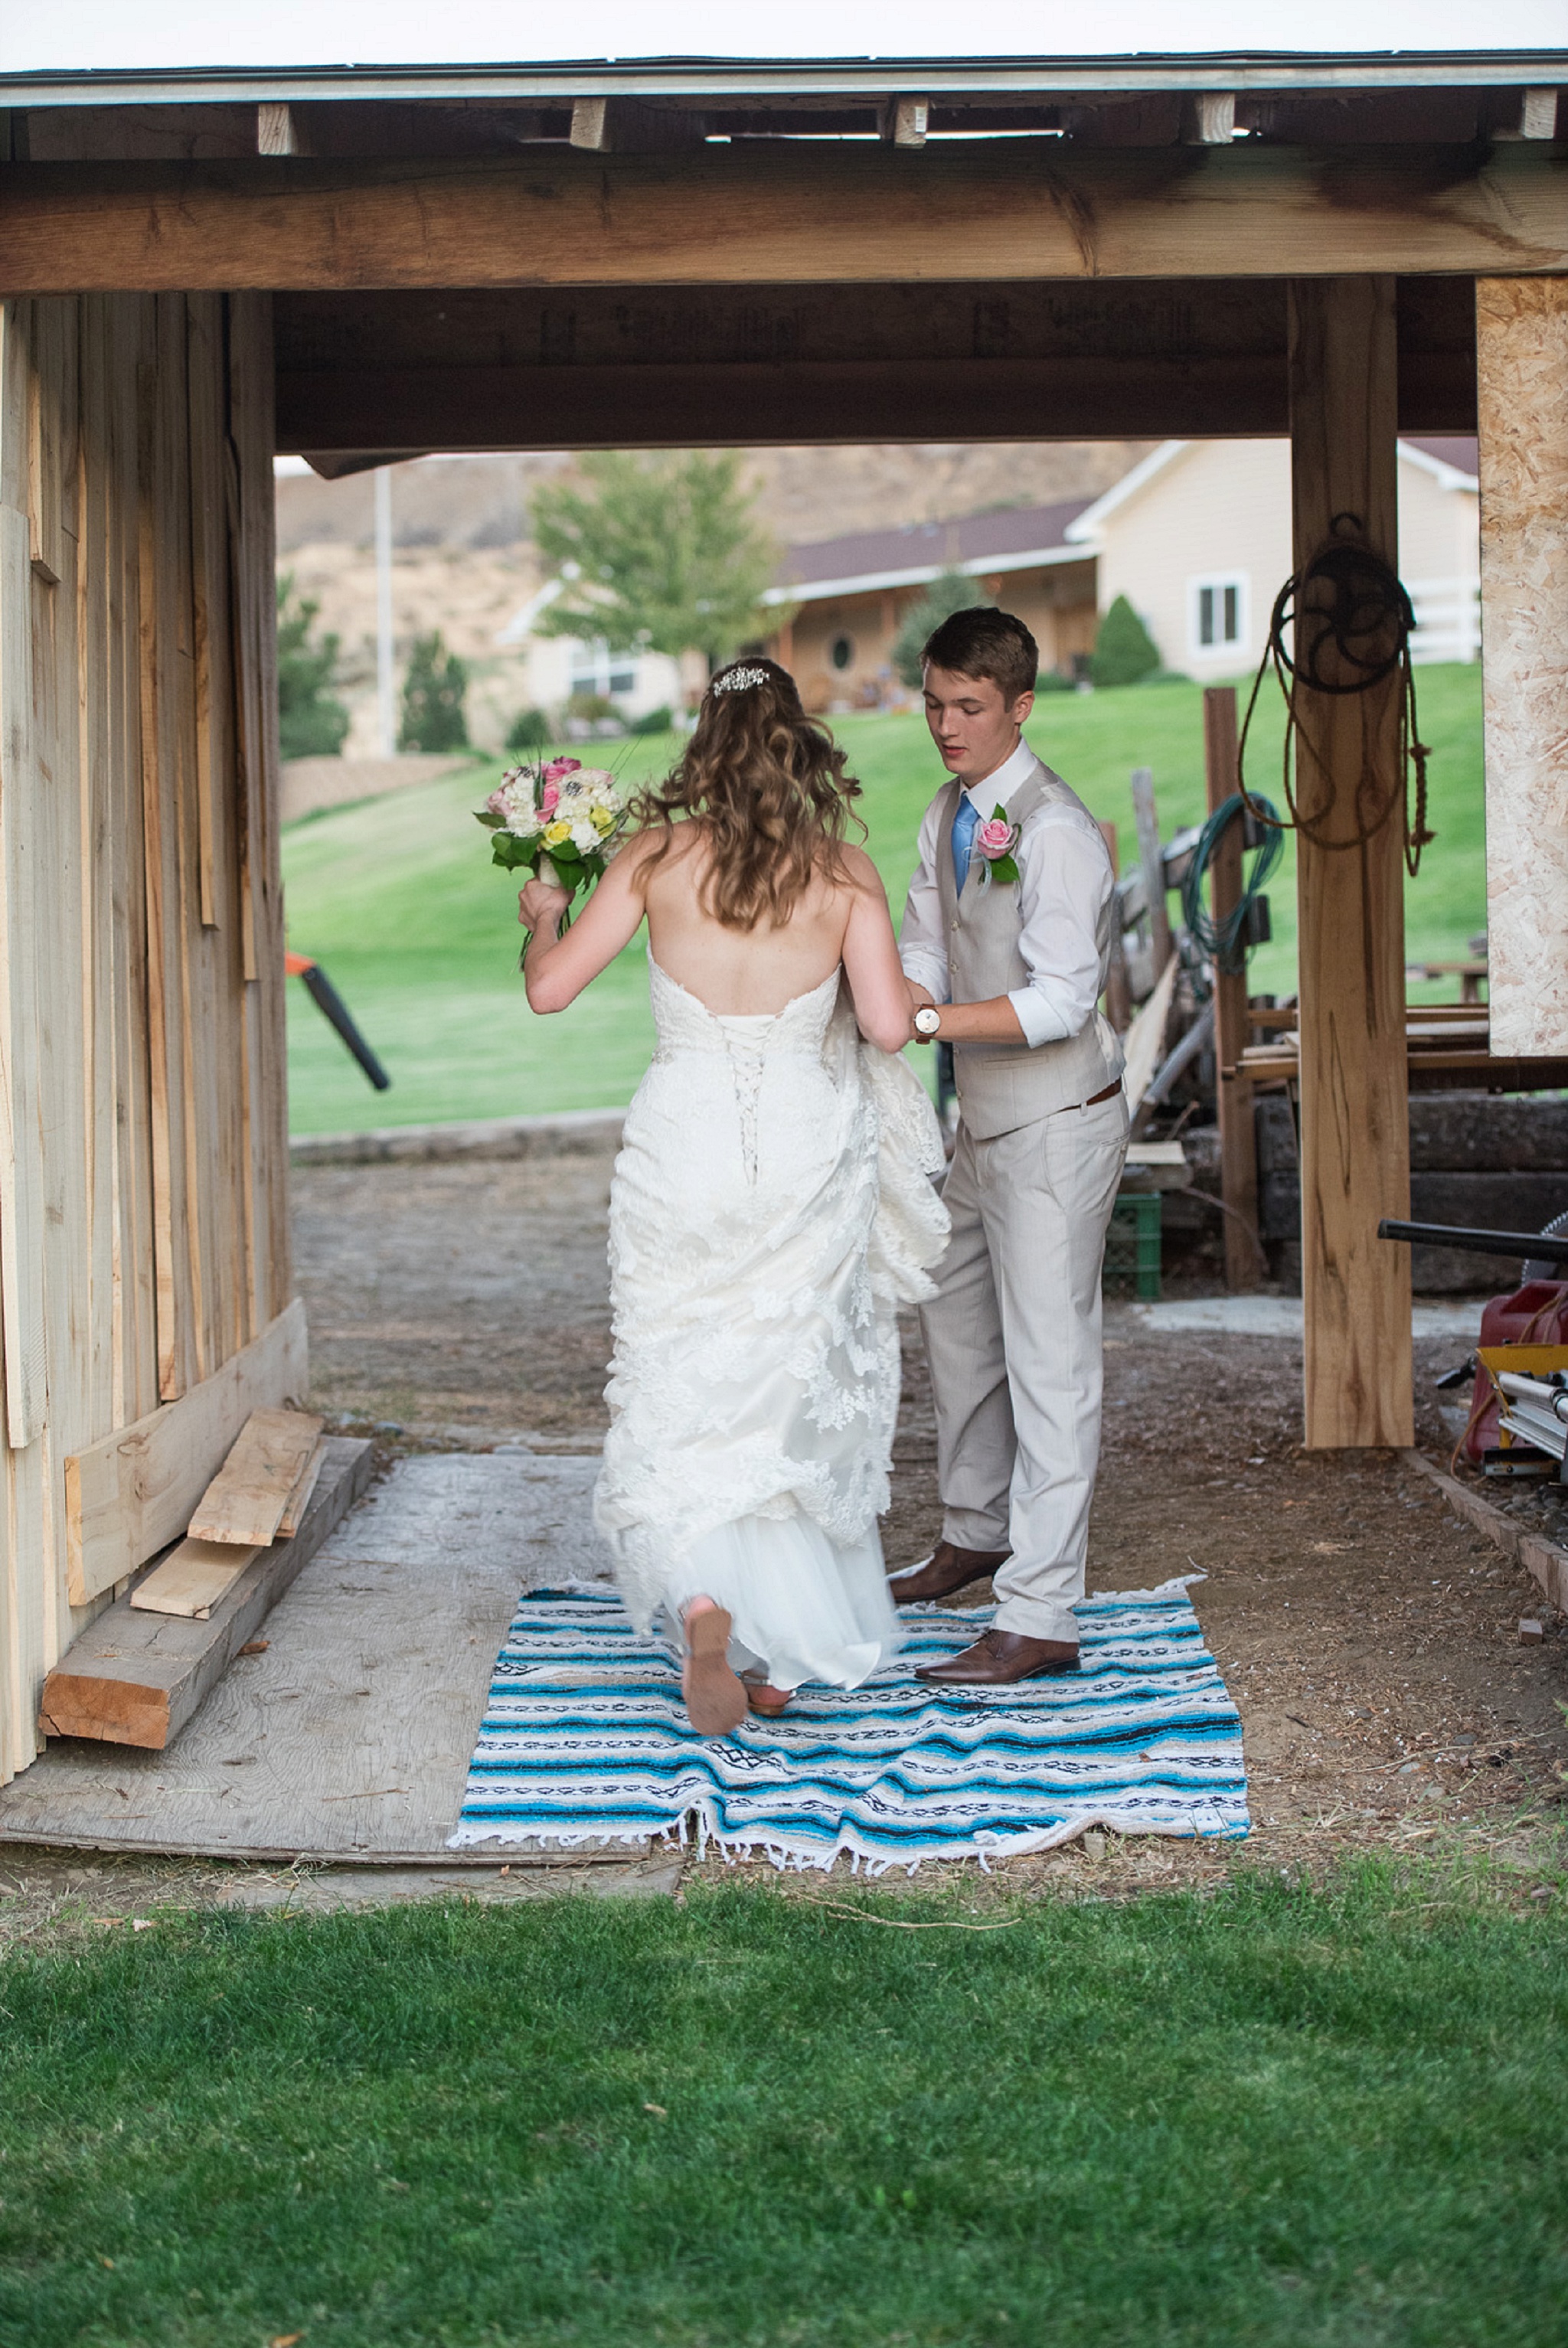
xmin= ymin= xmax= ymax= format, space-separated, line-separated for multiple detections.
xmin=449 ymin=1577 xmax=1248 ymax=1870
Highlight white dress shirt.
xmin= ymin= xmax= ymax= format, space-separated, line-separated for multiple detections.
xmin=898 ymin=737 xmax=1113 ymax=1049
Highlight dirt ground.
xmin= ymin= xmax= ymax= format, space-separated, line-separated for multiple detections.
xmin=292 ymin=1154 xmax=1568 ymax=1876
xmin=5 ymin=1150 xmax=1562 ymax=1940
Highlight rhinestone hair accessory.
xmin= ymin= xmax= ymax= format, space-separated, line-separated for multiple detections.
xmin=710 ymin=665 xmax=769 ymax=696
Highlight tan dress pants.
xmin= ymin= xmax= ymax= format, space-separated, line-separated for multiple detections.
xmin=918 ymin=1089 xmax=1129 ymax=1644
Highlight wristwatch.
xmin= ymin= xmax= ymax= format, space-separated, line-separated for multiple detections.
xmin=913 ymin=1006 xmax=942 ymax=1037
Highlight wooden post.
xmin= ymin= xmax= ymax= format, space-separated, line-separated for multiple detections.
xmin=1129 ymin=767 xmax=1171 ymax=975
xmin=1288 ymin=276 xmax=1412 ymax=1448
xmin=1475 ymin=278 xmax=1568 ymax=1060
xmin=1203 ymin=685 xmax=1260 ymax=1291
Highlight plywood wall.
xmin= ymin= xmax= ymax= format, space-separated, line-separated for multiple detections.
xmin=0 ymin=292 xmax=289 ymax=1785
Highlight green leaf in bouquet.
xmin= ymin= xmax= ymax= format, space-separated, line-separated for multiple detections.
xmin=475 ymin=809 xmax=505 ymax=831
xmin=489 ymin=833 xmax=534 ymax=871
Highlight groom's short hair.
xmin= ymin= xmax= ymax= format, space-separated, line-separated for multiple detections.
xmin=922 ymin=608 xmax=1038 ymax=704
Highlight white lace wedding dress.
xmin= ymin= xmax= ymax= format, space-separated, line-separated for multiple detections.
xmin=593 ymin=956 xmax=950 ymax=1692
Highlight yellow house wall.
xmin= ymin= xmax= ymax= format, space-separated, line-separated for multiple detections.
xmin=1092 ymin=440 xmax=1479 ymax=679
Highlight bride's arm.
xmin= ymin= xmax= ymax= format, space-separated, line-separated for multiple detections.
xmin=840 ymin=851 xmax=918 ymax=1054
xmin=520 ymin=838 xmax=652 ymax=1014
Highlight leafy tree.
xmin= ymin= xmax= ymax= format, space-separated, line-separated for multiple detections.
xmin=531 ymin=452 xmax=775 ymax=675
xmin=399 ymin=631 xmax=469 ymax=753
xmin=892 ymin=570 xmax=992 ymax=690
xmin=1089 ymin=594 xmax=1161 ymax=689
xmin=276 ymin=574 xmax=349 ymax=759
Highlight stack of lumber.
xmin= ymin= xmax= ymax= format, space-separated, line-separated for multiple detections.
xmin=129 ymin=1408 xmax=323 ymax=1621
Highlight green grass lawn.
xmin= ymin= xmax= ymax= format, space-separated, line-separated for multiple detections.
xmin=1 ymin=1870 xmax=1563 ymax=2347
xmin=281 ymin=668 xmax=1488 ymax=1134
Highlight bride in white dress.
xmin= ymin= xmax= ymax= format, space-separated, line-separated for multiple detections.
xmin=517 ymin=659 xmax=949 ymax=1736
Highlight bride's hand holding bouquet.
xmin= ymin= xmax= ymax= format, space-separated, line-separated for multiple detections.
xmin=475 ymin=754 xmax=629 ymax=953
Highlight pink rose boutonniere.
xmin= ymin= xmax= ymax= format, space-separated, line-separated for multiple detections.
xmin=975 ymin=805 xmax=1021 ymax=886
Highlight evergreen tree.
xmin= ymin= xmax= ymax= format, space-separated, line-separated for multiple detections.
xmin=1089 ymin=594 xmax=1161 ymax=689
xmin=891 ymin=571 xmax=991 ymax=690
xmin=531 ymin=452 xmax=775 ymax=674
xmin=276 ymin=574 xmax=349 ymax=759
xmin=399 ymin=632 xmax=469 ymax=753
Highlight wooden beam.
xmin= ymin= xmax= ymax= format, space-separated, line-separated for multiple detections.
xmin=271 ymin=276 xmax=1478 ymax=451
xmin=1476 ymin=276 xmax=1568 ymax=1060
xmin=64 ymin=1295 xmax=307 ymax=1604
xmin=1203 ymin=685 xmax=1261 ymax=1293
xmin=1289 ymin=276 xmax=1413 ymax=1450
xmin=0 ymin=144 xmax=1563 ymax=293
xmin=40 ymin=1435 xmax=371 ymax=1750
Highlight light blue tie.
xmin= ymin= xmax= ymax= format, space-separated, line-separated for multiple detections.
xmin=951 ymin=795 xmax=981 ymax=896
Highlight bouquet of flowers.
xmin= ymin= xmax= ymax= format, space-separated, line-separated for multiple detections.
xmin=475 ymin=756 xmax=629 ymax=936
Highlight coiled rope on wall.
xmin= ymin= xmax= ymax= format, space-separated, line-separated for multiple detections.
xmin=1236 ymin=511 xmax=1436 ymax=878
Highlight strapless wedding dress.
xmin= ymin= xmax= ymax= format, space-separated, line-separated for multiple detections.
xmin=593 ymin=956 xmax=950 ymax=1692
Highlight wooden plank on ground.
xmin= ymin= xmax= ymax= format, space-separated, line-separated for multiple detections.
xmin=278 ymin=1439 xmax=325 ymax=1540
xmin=130 ymin=1536 xmax=262 ymax=1618
xmin=1121 ymin=954 xmax=1178 ymax=1116
xmin=64 ymin=1294 xmax=306 ymax=1605
xmin=1289 ymin=276 xmax=1413 ymax=1448
xmin=188 ymin=1406 xmax=322 ymax=1547
xmin=1 ymin=145 xmax=1566 ymax=292
xmin=40 ymin=1435 xmax=371 ymax=1750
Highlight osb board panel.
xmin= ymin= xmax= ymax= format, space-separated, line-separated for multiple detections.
xmin=1478 ymin=277 xmax=1568 ymax=1062
xmin=0 ymin=291 xmax=289 ymax=1788
xmin=1 ymin=1453 xmax=612 ymax=1859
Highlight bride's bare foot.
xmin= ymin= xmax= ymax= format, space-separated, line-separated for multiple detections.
xmin=681 ymin=1598 xmax=746 ymax=1736
xmin=742 ymin=1673 xmax=794 ymax=1719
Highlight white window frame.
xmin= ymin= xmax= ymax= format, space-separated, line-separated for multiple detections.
xmin=569 ymin=637 xmax=639 ymax=700
xmin=1187 ymin=572 xmax=1250 ymax=658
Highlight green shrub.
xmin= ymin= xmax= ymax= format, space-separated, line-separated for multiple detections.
xmin=565 ymin=691 xmax=622 ymax=733
xmin=1089 ymin=595 xmax=1161 ymax=690
xmin=628 ymin=704 xmax=674 ymax=736
xmin=398 ymin=632 xmax=469 ymax=753
xmin=505 ymin=707 xmax=551 ymax=754
xmin=276 ymin=575 xmax=350 ymax=760
xmin=1034 ymin=668 xmax=1076 ymax=694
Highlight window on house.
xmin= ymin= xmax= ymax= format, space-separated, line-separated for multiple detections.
xmin=830 ymin=633 xmax=854 ymax=671
xmin=1190 ymin=574 xmax=1248 ymax=655
xmin=570 ymin=639 xmax=639 ymax=699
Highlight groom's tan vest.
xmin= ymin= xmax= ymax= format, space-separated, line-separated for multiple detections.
xmin=936 ymin=756 xmax=1123 ymax=1141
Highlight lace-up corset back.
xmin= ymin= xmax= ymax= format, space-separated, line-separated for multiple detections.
xmin=648 ymin=956 xmax=844 ymax=1186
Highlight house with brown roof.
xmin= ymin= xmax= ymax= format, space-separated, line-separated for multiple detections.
xmin=762 ymin=497 xmax=1100 ymax=711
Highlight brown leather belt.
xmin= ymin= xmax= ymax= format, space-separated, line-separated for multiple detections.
xmin=1077 ymin=1078 xmax=1123 ymax=1109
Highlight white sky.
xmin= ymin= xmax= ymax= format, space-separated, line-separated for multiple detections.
xmin=2 ymin=2 xmax=1564 ymax=75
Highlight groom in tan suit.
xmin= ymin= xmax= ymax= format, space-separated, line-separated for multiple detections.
xmin=896 ymin=607 xmax=1129 ymax=1683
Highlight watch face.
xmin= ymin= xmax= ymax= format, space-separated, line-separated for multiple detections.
xmin=916 ymin=1007 xmax=940 ymax=1035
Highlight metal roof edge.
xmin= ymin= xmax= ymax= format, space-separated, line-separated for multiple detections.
xmin=763 ymin=540 xmax=1093 ymax=606
xmin=4 ymin=51 xmax=1566 ymax=108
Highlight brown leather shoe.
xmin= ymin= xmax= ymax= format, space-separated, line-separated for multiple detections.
xmin=916 ymin=1628 xmax=1080 ymax=1685
xmin=887 ymin=1540 xmax=1011 ymax=1606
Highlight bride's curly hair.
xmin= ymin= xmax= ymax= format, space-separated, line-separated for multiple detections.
xmin=629 ymin=658 xmax=864 ymax=931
